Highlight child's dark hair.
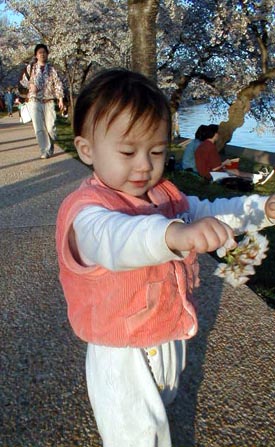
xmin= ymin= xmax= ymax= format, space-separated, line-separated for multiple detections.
xmin=34 ymin=44 xmax=49 ymax=55
xmin=74 ymin=68 xmax=172 ymax=141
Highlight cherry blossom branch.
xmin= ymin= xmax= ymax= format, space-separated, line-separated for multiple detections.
xmin=214 ymin=231 xmax=269 ymax=288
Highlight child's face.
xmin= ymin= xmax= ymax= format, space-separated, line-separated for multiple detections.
xmin=78 ymin=109 xmax=169 ymax=199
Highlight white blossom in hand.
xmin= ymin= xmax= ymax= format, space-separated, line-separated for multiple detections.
xmin=214 ymin=232 xmax=269 ymax=287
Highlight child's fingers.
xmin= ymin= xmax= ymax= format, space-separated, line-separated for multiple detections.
xmin=223 ymin=237 xmax=237 ymax=250
xmin=205 ymin=221 xmax=235 ymax=253
xmin=190 ymin=218 xmax=235 ymax=253
xmin=166 ymin=218 xmax=236 ymax=254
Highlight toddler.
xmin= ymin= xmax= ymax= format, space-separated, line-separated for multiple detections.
xmin=56 ymin=68 xmax=275 ymax=447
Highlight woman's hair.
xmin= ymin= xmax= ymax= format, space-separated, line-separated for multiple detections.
xmin=74 ymin=68 xmax=172 ymax=141
xmin=34 ymin=44 xmax=49 ymax=55
xmin=195 ymin=124 xmax=208 ymax=141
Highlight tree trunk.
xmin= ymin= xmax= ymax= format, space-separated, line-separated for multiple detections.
xmin=217 ymin=70 xmax=275 ymax=150
xmin=128 ymin=0 xmax=159 ymax=81
xmin=169 ymin=75 xmax=192 ymax=114
xmin=169 ymin=75 xmax=191 ymax=139
xmin=69 ymin=85 xmax=74 ymax=125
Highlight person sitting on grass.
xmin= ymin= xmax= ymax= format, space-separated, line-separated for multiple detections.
xmin=194 ymin=124 xmax=222 ymax=179
xmin=181 ymin=124 xmax=208 ymax=172
xmin=195 ymin=124 xmax=274 ymax=185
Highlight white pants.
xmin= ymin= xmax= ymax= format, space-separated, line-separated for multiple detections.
xmin=86 ymin=340 xmax=186 ymax=447
xmin=28 ymin=100 xmax=56 ymax=155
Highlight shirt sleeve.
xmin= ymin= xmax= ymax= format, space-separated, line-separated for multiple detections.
xmin=19 ymin=64 xmax=31 ymax=89
xmin=73 ymin=206 xmax=184 ymax=270
xmin=51 ymin=67 xmax=64 ymax=99
xmin=183 ymin=194 xmax=273 ymax=234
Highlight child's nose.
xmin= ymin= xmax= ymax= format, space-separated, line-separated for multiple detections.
xmin=136 ymin=154 xmax=152 ymax=171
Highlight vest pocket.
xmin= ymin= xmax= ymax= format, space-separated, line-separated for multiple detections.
xmin=125 ymin=271 xmax=182 ymax=346
xmin=126 ymin=281 xmax=163 ymax=334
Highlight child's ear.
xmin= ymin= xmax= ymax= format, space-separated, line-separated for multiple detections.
xmin=74 ymin=136 xmax=93 ymax=165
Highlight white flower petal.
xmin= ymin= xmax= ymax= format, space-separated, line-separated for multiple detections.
xmin=225 ymin=273 xmax=249 ymax=288
xmin=216 ymin=247 xmax=227 ymax=258
xmin=213 ymin=231 xmax=269 ymax=287
xmin=214 ymin=263 xmax=229 ymax=278
xmin=245 ymin=224 xmax=258 ymax=233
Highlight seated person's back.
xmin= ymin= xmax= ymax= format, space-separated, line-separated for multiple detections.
xmin=195 ymin=124 xmax=221 ymax=180
xmin=182 ymin=125 xmax=207 ymax=171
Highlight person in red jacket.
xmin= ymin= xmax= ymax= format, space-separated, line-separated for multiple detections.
xmin=195 ymin=124 xmax=221 ymax=179
xmin=195 ymin=124 xmax=274 ymax=185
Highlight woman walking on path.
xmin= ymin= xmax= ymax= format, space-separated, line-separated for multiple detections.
xmin=19 ymin=43 xmax=64 ymax=159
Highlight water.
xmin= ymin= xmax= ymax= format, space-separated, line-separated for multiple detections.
xmin=178 ymin=103 xmax=275 ymax=153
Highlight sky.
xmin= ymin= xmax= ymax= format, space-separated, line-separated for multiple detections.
xmin=0 ymin=4 xmax=22 ymax=24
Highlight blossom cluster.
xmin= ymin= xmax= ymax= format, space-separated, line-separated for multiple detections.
xmin=214 ymin=231 xmax=269 ymax=288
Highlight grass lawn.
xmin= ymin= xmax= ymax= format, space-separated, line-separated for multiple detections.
xmin=56 ymin=117 xmax=275 ymax=307
xmin=56 ymin=115 xmax=77 ymax=155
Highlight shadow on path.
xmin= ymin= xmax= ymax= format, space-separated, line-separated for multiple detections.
xmin=0 ymin=136 xmax=37 ymax=146
xmin=1 ymin=151 xmax=70 ymax=170
xmin=1 ymin=158 xmax=89 ymax=210
xmin=168 ymin=258 xmax=224 ymax=446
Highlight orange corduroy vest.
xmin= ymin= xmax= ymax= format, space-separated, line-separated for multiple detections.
xmin=56 ymin=176 xmax=199 ymax=347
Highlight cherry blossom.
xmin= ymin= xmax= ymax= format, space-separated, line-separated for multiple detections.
xmin=214 ymin=231 xmax=269 ymax=288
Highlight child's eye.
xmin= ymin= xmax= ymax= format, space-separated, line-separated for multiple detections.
xmin=120 ymin=151 xmax=134 ymax=156
xmin=151 ymin=150 xmax=165 ymax=156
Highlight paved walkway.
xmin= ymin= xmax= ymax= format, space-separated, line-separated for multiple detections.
xmin=1 ymin=115 xmax=274 ymax=447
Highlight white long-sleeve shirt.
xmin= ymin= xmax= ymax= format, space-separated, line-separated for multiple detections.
xmin=73 ymin=193 xmax=273 ymax=271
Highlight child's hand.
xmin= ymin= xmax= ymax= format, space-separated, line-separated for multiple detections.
xmin=166 ymin=217 xmax=236 ymax=254
xmin=265 ymin=194 xmax=275 ymax=220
